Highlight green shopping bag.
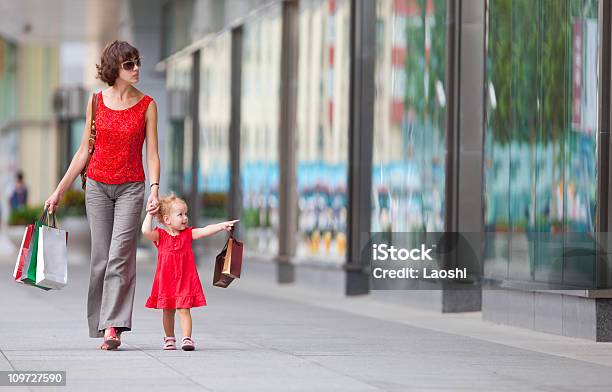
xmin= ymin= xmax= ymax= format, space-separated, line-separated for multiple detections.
xmin=21 ymin=209 xmax=53 ymax=290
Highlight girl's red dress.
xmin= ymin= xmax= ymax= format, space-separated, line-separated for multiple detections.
xmin=146 ymin=227 xmax=207 ymax=309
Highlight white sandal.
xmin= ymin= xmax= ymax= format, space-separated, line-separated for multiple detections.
xmin=181 ymin=337 xmax=195 ymax=351
xmin=163 ymin=336 xmax=176 ymax=350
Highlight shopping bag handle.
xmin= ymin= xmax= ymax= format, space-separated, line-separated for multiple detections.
xmin=48 ymin=212 xmax=57 ymax=228
xmin=219 ymin=226 xmax=237 ymax=252
xmin=38 ymin=208 xmax=48 ymax=223
xmin=38 ymin=208 xmax=58 ymax=228
xmin=221 ymin=239 xmax=229 ymax=252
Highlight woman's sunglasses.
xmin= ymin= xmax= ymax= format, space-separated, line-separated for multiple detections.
xmin=121 ymin=57 xmax=142 ymax=71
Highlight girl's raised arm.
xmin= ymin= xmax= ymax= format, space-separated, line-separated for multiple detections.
xmin=141 ymin=212 xmax=159 ymax=242
xmin=192 ymin=220 xmax=239 ymax=240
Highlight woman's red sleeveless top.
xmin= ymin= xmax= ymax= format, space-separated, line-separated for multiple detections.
xmin=87 ymin=91 xmax=153 ymax=184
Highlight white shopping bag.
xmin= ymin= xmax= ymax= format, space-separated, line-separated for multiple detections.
xmin=35 ymin=224 xmax=68 ymax=290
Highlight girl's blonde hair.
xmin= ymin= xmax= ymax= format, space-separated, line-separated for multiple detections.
xmin=155 ymin=193 xmax=187 ymax=224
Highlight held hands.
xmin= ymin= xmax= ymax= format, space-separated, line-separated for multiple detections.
xmin=146 ymin=192 xmax=160 ymax=215
xmin=219 ymin=220 xmax=239 ymax=232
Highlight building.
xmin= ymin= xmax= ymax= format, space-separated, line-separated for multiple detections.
xmin=1 ymin=0 xmax=611 ymax=341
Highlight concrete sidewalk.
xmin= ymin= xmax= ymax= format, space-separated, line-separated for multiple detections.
xmin=2 ymin=255 xmax=612 ymax=391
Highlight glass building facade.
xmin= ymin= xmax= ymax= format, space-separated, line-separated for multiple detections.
xmin=373 ymin=0 xmax=448 ymax=233
xmin=199 ymin=32 xmax=232 ymax=223
xmin=0 ymin=38 xmax=17 ymax=125
xmin=240 ymin=5 xmax=283 ymax=257
xmin=295 ymin=0 xmax=350 ymax=263
xmin=166 ymin=55 xmax=194 ymax=199
xmin=0 ymin=37 xmax=18 ymax=215
xmin=1 ymin=35 xmax=61 ymax=205
xmin=159 ymin=0 xmax=612 ymax=299
xmin=483 ymin=0 xmax=600 ymax=288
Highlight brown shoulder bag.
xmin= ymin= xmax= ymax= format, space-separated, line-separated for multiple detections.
xmin=80 ymin=93 xmax=99 ymax=190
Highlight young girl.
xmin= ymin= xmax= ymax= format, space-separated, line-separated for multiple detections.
xmin=141 ymin=194 xmax=238 ymax=351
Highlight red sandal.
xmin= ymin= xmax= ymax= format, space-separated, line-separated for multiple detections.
xmin=103 ymin=327 xmax=121 ymax=350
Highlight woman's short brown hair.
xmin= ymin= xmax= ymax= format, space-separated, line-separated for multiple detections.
xmin=96 ymin=41 xmax=140 ymax=86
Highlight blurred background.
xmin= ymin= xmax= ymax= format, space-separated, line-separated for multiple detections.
xmin=0 ymin=0 xmax=607 ymax=339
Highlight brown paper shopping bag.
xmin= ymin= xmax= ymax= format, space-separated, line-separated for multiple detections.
xmin=213 ymin=228 xmax=243 ymax=287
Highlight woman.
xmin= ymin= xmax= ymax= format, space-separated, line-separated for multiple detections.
xmin=44 ymin=40 xmax=161 ymax=350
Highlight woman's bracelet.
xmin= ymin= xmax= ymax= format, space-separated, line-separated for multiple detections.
xmin=150 ymin=182 xmax=159 ymax=189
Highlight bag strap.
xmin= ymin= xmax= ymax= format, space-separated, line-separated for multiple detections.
xmin=80 ymin=92 xmax=98 ymax=191
xmin=218 ymin=226 xmax=237 ymax=254
xmin=37 ymin=208 xmax=57 ymax=228
xmin=220 ymin=233 xmax=231 ymax=253
xmin=48 ymin=212 xmax=57 ymax=228
xmin=38 ymin=208 xmax=48 ymax=223
xmin=87 ymin=92 xmax=98 ymax=155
